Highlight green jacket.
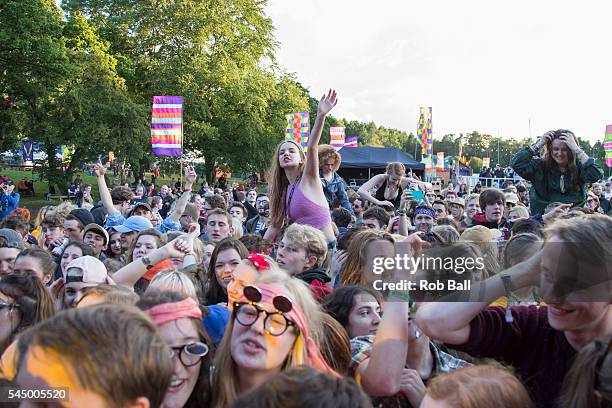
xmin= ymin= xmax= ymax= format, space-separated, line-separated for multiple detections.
xmin=510 ymin=147 xmax=603 ymax=214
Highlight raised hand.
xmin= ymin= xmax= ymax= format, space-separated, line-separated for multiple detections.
xmin=538 ymin=131 xmax=555 ymax=148
xmin=185 ymin=165 xmax=197 ymax=186
xmin=94 ymin=163 xmax=106 ymax=178
xmin=317 ymin=89 xmax=338 ymax=116
xmin=558 ymin=132 xmax=581 ymax=153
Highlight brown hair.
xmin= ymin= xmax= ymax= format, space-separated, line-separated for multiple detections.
xmin=137 ymin=289 xmax=212 ymax=407
xmin=17 ymin=304 xmax=173 ymax=408
xmin=559 ymin=337 xmax=612 ymax=408
xmin=503 ymin=233 xmax=543 ymax=269
xmin=205 ymin=194 xmax=227 ymax=210
xmin=229 ymin=202 xmax=247 ymax=218
xmin=0 ymin=274 xmax=55 ymax=353
xmin=42 ymin=212 xmax=64 ymax=228
xmin=318 ymin=313 xmax=352 ymax=375
xmin=426 ymin=365 xmax=533 ymax=408
xmin=110 ymin=186 xmax=134 ymax=205
xmin=543 ymin=129 xmax=582 ymax=192
xmin=363 ymin=206 xmax=391 ymax=229
xmin=386 ymin=162 xmax=406 ymax=177
xmin=183 ymin=203 xmax=200 ymax=221
xmin=268 ymin=139 xmax=306 ymax=228
xmin=206 ymin=208 xmax=232 ymax=225
xmin=479 ymin=188 xmax=506 ymax=209
xmin=205 ymin=237 xmax=248 ymax=305
xmin=341 ymin=230 xmax=395 ymax=286
xmin=318 ymin=144 xmax=341 ymax=172
xmin=15 ymin=248 xmax=56 ymax=283
xmin=230 ymin=366 xmax=372 ymax=408
xmin=127 ymin=228 xmax=164 ymax=264
xmin=77 ymin=284 xmax=139 ymax=307
xmin=0 ymin=216 xmax=30 ymax=238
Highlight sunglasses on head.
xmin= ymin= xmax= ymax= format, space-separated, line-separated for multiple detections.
xmin=233 ymin=286 xmax=295 ymax=336
xmin=244 ymin=285 xmax=292 ymax=313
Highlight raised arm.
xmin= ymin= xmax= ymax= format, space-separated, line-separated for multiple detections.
xmin=303 ymin=90 xmax=338 ymax=182
xmin=112 ymin=240 xmax=189 ymax=286
xmin=94 ymin=163 xmax=117 ymax=214
xmin=510 ymin=132 xmax=552 ymax=181
xmin=358 ymin=174 xmax=391 ymax=208
xmin=168 ymin=165 xmax=197 ymax=224
xmin=359 ymin=300 xmax=410 ymax=396
xmin=416 ymin=250 xmax=541 ymax=345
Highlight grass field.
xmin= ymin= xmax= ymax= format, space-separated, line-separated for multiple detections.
xmin=0 ymin=167 xmax=186 ymax=215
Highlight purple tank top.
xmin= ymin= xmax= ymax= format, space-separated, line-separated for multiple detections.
xmin=285 ymin=183 xmax=331 ymax=229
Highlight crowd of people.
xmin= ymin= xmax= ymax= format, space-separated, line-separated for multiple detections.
xmin=0 ymin=92 xmax=610 ymax=407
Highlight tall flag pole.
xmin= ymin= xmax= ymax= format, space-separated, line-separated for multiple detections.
xmin=330 ymin=127 xmax=346 ymax=150
xmin=417 ymin=107 xmax=433 ymax=173
xmin=605 ymin=125 xmax=612 ymax=168
xmin=151 ymin=96 xmax=183 ymax=157
xmin=285 ymin=112 xmax=310 ymax=152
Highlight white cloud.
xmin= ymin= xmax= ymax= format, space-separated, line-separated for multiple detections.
xmin=266 ymin=0 xmax=612 ymax=143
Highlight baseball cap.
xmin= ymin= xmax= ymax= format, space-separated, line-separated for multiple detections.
xmin=129 ymin=202 xmax=152 ymax=217
xmin=110 ymin=216 xmax=153 ymax=233
xmin=65 ymin=256 xmax=110 ymax=284
xmin=69 ymin=208 xmax=94 ymax=227
xmin=448 ymin=197 xmax=465 ymax=207
xmin=505 ymin=193 xmax=519 ymax=205
xmin=0 ymin=228 xmax=24 ymax=250
xmin=83 ymin=223 xmax=109 ymax=245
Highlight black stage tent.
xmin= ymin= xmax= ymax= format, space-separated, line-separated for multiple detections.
xmin=337 ymin=146 xmax=424 ymax=187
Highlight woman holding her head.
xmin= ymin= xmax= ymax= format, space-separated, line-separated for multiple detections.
xmin=358 ymin=162 xmax=422 ymax=212
xmin=211 ymin=270 xmax=337 ymax=407
xmin=511 ymin=129 xmax=603 ymax=215
xmin=264 ymin=90 xmax=338 ymax=244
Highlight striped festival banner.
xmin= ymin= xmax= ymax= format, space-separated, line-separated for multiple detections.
xmin=436 ymin=152 xmax=445 ymax=171
xmin=330 ymin=127 xmax=346 ymax=150
xmin=417 ymin=107 xmax=433 ymax=169
xmin=605 ymin=125 xmax=612 ymax=168
xmin=151 ymin=96 xmax=183 ymax=157
xmin=286 ymin=112 xmax=310 ymax=152
xmin=345 ymin=137 xmax=358 ymax=147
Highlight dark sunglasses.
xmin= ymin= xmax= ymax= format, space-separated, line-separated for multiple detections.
xmin=169 ymin=342 xmax=209 ymax=367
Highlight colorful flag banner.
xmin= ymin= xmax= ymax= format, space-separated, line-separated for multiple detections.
xmin=345 ymin=137 xmax=358 ymax=147
xmin=482 ymin=157 xmax=491 ymax=168
xmin=417 ymin=107 xmax=433 ymax=171
xmin=21 ymin=141 xmax=34 ymax=161
xmin=151 ymin=96 xmax=183 ymax=157
xmin=456 ymin=138 xmax=463 ymax=178
xmin=605 ymin=125 xmax=612 ymax=168
xmin=285 ymin=112 xmax=310 ymax=153
xmin=436 ymin=152 xmax=445 ymax=171
xmin=330 ymin=127 xmax=346 ymax=150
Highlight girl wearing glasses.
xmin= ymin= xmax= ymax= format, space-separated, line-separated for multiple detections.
xmin=212 ymin=270 xmax=337 ymax=407
xmin=0 ymin=274 xmax=55 ymax=355
xmin=138 ymin=289 xmax=212 ymax=408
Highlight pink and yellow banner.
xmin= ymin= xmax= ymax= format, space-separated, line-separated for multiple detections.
xmin=285 ymin=112 xmax=310 ymax=152
xmin=330 ymin=127 xmax=345 ymax=150
xmin=605 ymin=125 xmax=612 ymax=168
xmin=151 ymin=96 xmax=183 ymax=157
xmin=436 ymin=152 xmax=445 ymax=171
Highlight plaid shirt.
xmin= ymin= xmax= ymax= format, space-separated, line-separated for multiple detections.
xmin=350 ymin=335 xmax=469 ymax=408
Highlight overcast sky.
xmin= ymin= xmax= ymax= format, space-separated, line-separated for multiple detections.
xmin=266 ymin=0 xmax=612 ymax=143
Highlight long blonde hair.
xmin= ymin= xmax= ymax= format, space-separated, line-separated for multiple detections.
xmin=211 ymin=269 xmax=325 ymax=407
xmin=267 ymin=140 xmax=306 ymax=229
